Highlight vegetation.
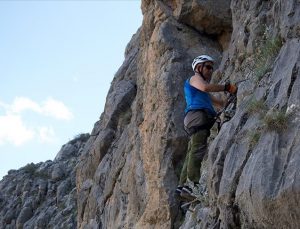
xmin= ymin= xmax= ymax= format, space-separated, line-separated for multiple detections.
xmin=22 ymin=163 xmax=38 ymax=176
xmin=35 ymin=171 xmax=50 ymax=179
xmin=246 ymin=102 xmax=293 ymax=146
xmin=248 ymin=130 xmax=261 ymax=148
xmin=247 ymin=98 xmax=267 ymax=115
xmin=263 ymin=110 xmax=290 ymax=132
xmin=22 ymin=163 xmax=50 ymax=179
xmin=254 ymin=36 xmax=282 ymax=80
xmin=70 ymin=132 xmax=90 ymax=144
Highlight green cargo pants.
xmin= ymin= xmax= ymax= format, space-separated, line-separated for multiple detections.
xmin=179 ymin=110 xmax=213 ymax=186
xmin=179 ymin=129 xmax=209 ymax=185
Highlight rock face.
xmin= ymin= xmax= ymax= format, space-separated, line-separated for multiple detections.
xmin=203 ymin=1 xmax=300 ymax=228
xmin=76 ymin=1 xmax=226 ymax=228
xmin=1 ymin=0 xmax=300 ymax=228
xmin=0 ymin=134 xmax=89 ymax=229
xmin=77 ymin=0 xmax=300 ymax=228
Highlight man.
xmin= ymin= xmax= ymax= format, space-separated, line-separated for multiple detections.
xmin=177 ymin=55 xmax=237 ymax=196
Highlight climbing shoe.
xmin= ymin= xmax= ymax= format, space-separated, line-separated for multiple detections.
xmin=182 ymin=186 xmax=193 ymax=195
xmin=175 ymin=186 xmax=186 ymax=201
xmin=175 ymin=186 xmax=194 ymax=201
xmin=175 ymin=186 xmax=184 ymax=195
xmin=180 ymin=186 xmax=196 ymax=201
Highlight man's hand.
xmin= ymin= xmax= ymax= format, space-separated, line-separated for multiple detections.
xmin=224 ymin=82 xmax=238 ymax=94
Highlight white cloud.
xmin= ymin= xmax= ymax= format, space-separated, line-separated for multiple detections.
xmin=0 ymin=96 xmax=73 ymax=146
xmin=42 ymin=98 xmax=73 ymax=120
xmin=0 ymin=114 xmax=34 ymax=146
xmin=0 ymin=100 xmax=8 ymax=110
xmin=38 ymin=126 xmax=57 ymax=143
xmin=1 ymin=96 xmax=73 ymax=121
xmin=11 ymin=97 xmax=41 ymax=114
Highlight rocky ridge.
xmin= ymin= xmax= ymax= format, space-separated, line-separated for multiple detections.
xmin=0 ymin=134 xmax=89 ymax=229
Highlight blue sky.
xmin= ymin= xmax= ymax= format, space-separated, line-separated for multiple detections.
xmin=0 ymin=1 xmax=142 ymax=179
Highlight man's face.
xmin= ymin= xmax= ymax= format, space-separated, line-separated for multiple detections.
xmin=199 ymin=61 xmax=214 ymax=82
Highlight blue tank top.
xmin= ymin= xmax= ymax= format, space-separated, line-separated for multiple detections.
xmin=184 ymin=78 xmax=217 ymax=116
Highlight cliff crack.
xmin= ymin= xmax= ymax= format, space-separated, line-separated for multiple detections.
xmin=101 ymin=150 xmax=127 ymax=215
xmin=274 ymin=131 xmax=298 ymax=195
xmin=287 ymin=64 xmax=298 ymax=98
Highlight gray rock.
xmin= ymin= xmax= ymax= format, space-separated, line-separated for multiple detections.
xmin=55 ymin=143 xmax=77 ymax=161
xmin=56 ymin=179 xmax=71 ymax=204
xmin=174 ymin=0 xmax=232 ymax=35
xmin=0 ymin=134 xmax=88 ymax=229
xmin=55 ymin=134 xmax=90 ymax=162
xmin=51 ymin=164 xmax=65 ymax=181
xmin=3 ymin=209 xmax=15 ymax=225
xmin=16 ymin=206 xmax=33 ymax=229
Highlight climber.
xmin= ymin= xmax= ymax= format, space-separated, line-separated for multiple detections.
xmin=176 ymin=55 xmax=237 ymax=197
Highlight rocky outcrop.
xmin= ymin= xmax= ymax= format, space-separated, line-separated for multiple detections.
xmin=180 ymin=0 xmax=300 ymax=228
xmin=77 ymin=0 xmax=300 ymax=228
xmin=76 ymin=1 xmax=227 ymax=228
xmin=205 ymin=1 xmax=300 ymax=228
xmin=0 ymin=134 xmax=89 ymax=229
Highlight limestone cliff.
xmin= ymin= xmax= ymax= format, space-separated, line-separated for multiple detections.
xmin=1 ymin=0 xmax=299 ymax=228
xmin=77 ymin=0 xmax=300 ymax=228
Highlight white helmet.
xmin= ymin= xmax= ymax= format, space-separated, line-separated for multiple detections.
xmin=192 ymin=55 xmax=214 ymax=71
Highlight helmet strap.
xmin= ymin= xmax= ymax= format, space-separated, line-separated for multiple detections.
xmin=195 ymin=65 xmax=206 ymax=80
xmin=195 ymin=64 xmax=210 ymax=83
xmin=195 ymin=71 xmax=206 ymax=80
